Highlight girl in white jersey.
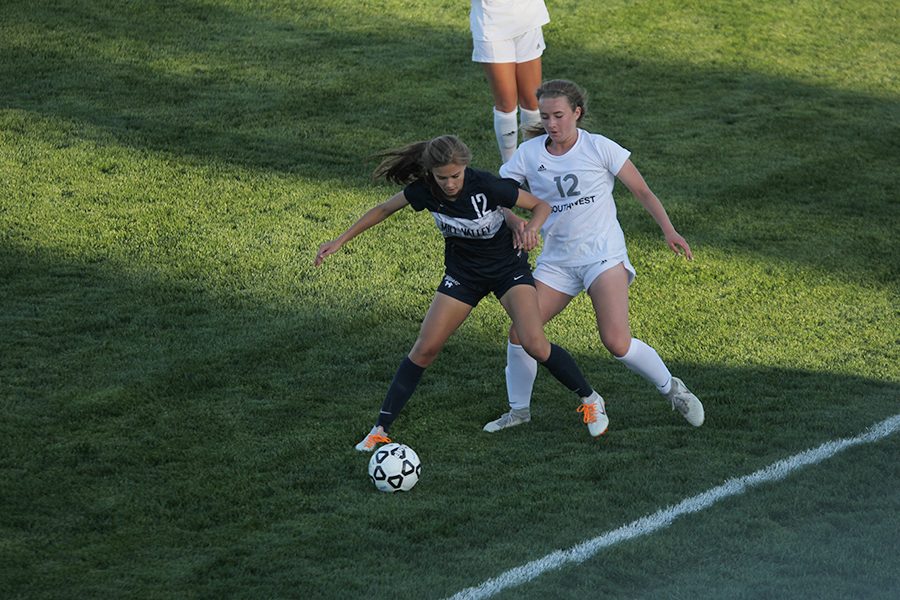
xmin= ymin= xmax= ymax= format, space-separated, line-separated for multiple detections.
xmin=470 ymin=0 xmax=550 ymax=164
xmin=314 ymin=135 xmax=607 ymax=451
xmin=486 ymin=79 xmax=705 ymax=433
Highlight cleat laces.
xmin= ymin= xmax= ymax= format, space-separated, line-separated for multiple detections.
xmin=363 ymin=433 xmax=391 ymax=449
xmin=670 ymin=396 xmax=688 ymax=415
xmin=577 ymin=403 xmax=599 ymax=424
xmin=663 ymin=377 xmax=704 ymax=427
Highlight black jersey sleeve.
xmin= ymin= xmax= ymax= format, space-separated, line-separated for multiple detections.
xmin=402 ymin=179 xmax=432 ymax=212
xmin=495 ymin=177 xmax=522 ymax=208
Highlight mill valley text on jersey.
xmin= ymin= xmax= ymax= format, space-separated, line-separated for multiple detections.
xmin=404 ymin=167 xmax=524 ymax=282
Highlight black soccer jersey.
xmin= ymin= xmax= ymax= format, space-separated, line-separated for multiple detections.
xmin=404 ymin=168 xmax=522 ymax=284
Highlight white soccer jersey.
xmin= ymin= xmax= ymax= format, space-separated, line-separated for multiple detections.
xmin=470 ymin=0 xmax=550 ymax=41
xmin=500 ymin=129 xmax=631 ymax=267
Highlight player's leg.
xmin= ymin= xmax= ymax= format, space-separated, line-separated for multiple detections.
xmin=482 ymin=62 xmax=519 ymax=163
xmin=499 ymin=284 xmax=608 ymax=436
xmin=484 ymin=280 xmax=572 ymax=432
xmin=501 ymin=283 xmax=551 ymax=361
xmin=515 ymin=57 xmax=543 ymax=132
xmin=381 ymin=292 xmax=472 ymax=425
xmin=406 ymin=292 xmax=473 ymax=367
xmin=506 ymin=280 xmax=573 ymax=394
xmin=588 ymin=264 xmax=704 ymax=426
xmin=356 ymin=292 xmax=474 ymax=451
xmin=587 ymin=263 xmax=634 ymax=358
xmin=486 ymin=277 xmax=575 ymax=432
xmin=482 ymin=61 xmax=519 ymax=113
xmin=512 ymin=26 xmax=544 ymax=134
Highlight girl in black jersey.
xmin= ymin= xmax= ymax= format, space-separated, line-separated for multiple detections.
xmin=314 ymin=135 xmax=607 ymax=451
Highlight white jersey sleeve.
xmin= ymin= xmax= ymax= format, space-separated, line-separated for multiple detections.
xmin=498 ymin=144 xmax=528 ymax=184
xmin=470 ymin=0 xmax=550 ymax=41
xmin=503 ymin=130 xmax=632 ymax=267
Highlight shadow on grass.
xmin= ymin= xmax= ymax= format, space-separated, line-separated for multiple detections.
xmin=1 ymin=243 xmax=898 ymax=598
xmin=0 ymin=0 xmax=476 ymax=180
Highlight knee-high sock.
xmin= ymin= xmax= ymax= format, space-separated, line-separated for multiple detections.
xmin=376 ymin=357 xmax=425 ymax=431
xmin=519 ymin=106 xmax=541 ymax=136
xmin=506 ymin=341 xmax=538 ymax=410
xmin=493 ymin=107 xmax=518 ymax=163
xmin=615 ymin=338 xmax=672 ymax=393
xmin=539 ymin=343 xmax=593 ymax=398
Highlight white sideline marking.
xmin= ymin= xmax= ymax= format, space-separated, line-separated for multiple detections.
xmin=447 ymin=414 xmax=900 ymax=600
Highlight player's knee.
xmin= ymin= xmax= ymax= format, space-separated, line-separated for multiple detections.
xmin=494 ymin=99 xmax=517 ymax=114
xmin=409 ymin=344 xmax=441 ymax=367
xmin=602 ymin=334 xmax=631 ymax=358
xmin=519 ymin=335 xmax=551 ymax=362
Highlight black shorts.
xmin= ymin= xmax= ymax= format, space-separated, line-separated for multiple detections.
xmin=436 ymin=261 xmax=535 ymax=307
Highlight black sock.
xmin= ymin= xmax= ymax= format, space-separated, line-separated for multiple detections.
xmin=375 ymin=357 xmax=425 ymax=431
xmin=540 ymin=343 xmax=592 ymax=398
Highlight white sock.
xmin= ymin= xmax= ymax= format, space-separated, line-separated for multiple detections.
xmin=505 ymin=341 xmax=537 ymax=410
xmin=519 ymin=106 xmax=541 ymax=134
xmin=493 ymin=107 xmax=518 ymax=163
xmin=615 ymin=338 xmax=673 ymax=394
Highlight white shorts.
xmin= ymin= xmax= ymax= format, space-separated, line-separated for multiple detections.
xmin=472 ymin=27 xmax=545 ymax=63
xmin=533 ymin=256 xmax=636 ymax=297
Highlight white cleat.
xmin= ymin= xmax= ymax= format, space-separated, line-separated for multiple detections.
xmin=665 ymin=377 xmax=705 ymax=427
xmin=483 ymin=408 xmax=531 ymax=433
xmin=355 ymin=425 xmax=391 ymax=452
xmin=577 ymin=391 xmax=609 ymax=437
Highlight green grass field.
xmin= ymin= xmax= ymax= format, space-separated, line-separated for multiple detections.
xmin=2 ymin=1 xmax=898 ymax=598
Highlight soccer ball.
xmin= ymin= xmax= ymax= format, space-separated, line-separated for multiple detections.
xmin=368 ymin=443 xmax=422 ymax=493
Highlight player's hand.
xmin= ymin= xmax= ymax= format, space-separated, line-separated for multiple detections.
xmin=517 ymin=224 xmax=541 ymax=252
xmin=314 ymin=239 xmax=342 ymax=266
xmin=665 ymin=231 xmax=693 ymax=260
xmin=510 ymin=219 xmax=525 ymax=250
xmin=504 ymin=209 xmax=528 ymax=246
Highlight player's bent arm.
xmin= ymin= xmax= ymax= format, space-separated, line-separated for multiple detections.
xmin=616 ymin=160 xmax=675 ymax=234
xmin=314 ymin=192 xmax=409 ymax=266
xmin=501 ymin=207 xmax=528 ymax=231
xmin=512 ymin=189 xmax=550 ymax=251
xmin=616 ymin=160 xmax=693 ymax=260
xmin=501 ymin=207 xmax=528 ymax=250
xmin=515 ymin=189 xmax=550 ymax=230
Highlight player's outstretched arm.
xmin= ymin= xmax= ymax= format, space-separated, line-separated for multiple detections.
xmin=511 ymin=189 xmax=550 ymax=251
xmin=616 ymin=160 xmax=693 ymax=260
xmin=314 ymin=192 xmax=409 ymax=266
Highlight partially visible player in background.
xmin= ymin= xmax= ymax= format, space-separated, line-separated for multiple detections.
xmin=485 ymin=79 xmax=705 ymax=433
xmin=470 ymin=0 xmax=550 ymax=164
xmin=314 ymin=135 xmax=608 ymax=451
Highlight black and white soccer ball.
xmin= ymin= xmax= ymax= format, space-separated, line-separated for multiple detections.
xmin=368 ymin=443 xmax=422 ymax=493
